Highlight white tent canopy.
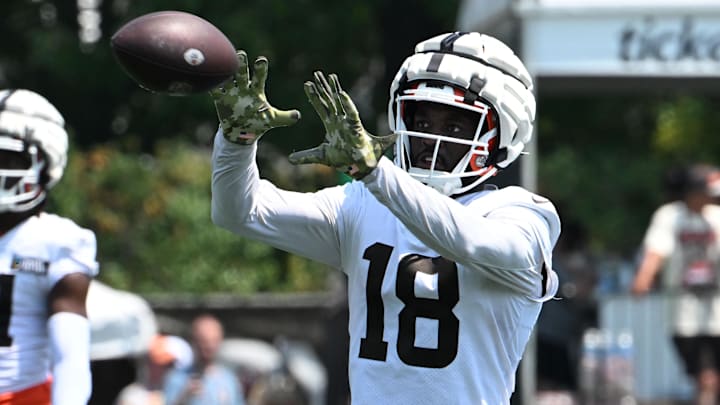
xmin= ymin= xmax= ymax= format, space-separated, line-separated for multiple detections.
xmin=87 ymin=280 xmax=157 ymax=361
xmin=459 ymin=0 xmax=720 ymax=32
xmin=219 ymin=337 xmax=327 ymax=405
xmin=458 ymin=0 xmax=720 ymax=78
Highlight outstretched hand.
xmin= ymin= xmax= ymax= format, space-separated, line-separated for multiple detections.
xmin=210 ymin=50 xmax=300 ymax=144
xmin=288 ymin=71 xmax=396 ymax=179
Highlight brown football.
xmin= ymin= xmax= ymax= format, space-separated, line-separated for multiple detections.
xmin=111 ymin=10 xmax=238 ymax=95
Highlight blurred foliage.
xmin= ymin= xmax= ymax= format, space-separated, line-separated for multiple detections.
xmin=5 ymin=0 xmax=720 ymax=291
xmin=538 ymin=94 xmax=720 ymax=256
xmin=49 ymin=140 xmax=339 ymax=294
xmin=654 ymin=96 xmax=720 ymax=160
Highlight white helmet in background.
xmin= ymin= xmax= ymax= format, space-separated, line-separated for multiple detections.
xmin=388 ymin=32 xmax=535 ymax=196
xmin=0 ymin=89 xmax=68 ymax=212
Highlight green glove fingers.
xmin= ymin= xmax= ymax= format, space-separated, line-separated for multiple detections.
xmin=304 ymin=81 xmax=330 ymax=123
xmin=288 ymin=144 xmax=367 ymax=176
xmin=372 ymin=132 xmax=398 ymax=153
xmin=210 ymin=50 xmax=300 ymax=145
xmin=290 ymin=71 xmax=396 ymax=179
xmin=272 ymin=108 xmax=303 ymax=128
xmin=288 ymin=145 xmax=327 ymax=165
xmin=326 ymin=73 xmax=399 ymax=159
xmin=235 ymin=50 xmax=250 ymax=86
xmin=250 ymin=55 xmax=269 ymax=92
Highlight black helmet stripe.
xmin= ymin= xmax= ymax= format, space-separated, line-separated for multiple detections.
xmin=419 ymin=50 xmax=528 ymax=90
xmin=427 ymin=32 xmax=470 ymax=72
xmin=0 ymin=90 xmax=16 ymax=112
xmin=420 ymin=32 xmax=529 ymax=89
xmin=427 ymin=53 xmax=444 ymax=72
xmin=440 ymin=32 xmax=468 ymax=51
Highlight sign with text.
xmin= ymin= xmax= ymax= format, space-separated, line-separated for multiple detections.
xmin=522 ymin=14 xmax=720 ymax=77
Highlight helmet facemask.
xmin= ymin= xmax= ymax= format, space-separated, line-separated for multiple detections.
xmin=393 ymin=82 xmax=499 ymax=196
xmin=0 ymin=137 xmax=47 ymax=213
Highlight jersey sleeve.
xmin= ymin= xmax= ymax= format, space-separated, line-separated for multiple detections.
xmin=362 ymin=157 xmax=560 ymax=297
xmin=211 ymin=131 xmax=347 ymax=268
xmin=642 ymin=203 xmax=677 ymax=257
xmin=45 ymin=217 xmax=99 ymax=288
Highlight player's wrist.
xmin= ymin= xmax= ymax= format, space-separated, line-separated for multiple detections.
xmin=358 ymin=156 xmax=391 ymax=182
xmin=343 ymin=163 xmax=372 ymax=180
xmin=223 ymin=129 xmax=259 ymax=145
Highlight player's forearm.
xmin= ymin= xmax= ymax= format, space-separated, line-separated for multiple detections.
xmin=632 ymin=250 xmax=664 ymax=294
xmin=211 ymin=130 xmax=262 ymax=230
xmin=48 ymin=312 xmax=91 ymax=405
xmin=211 ymin=130 xmax=344 ymax=267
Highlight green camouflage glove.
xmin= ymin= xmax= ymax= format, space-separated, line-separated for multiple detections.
xmin=288 ymin=71 xmax=396 ymax=179
xmin=210 ymin=50 xmax=300 ymax=144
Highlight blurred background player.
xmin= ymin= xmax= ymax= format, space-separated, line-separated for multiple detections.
xmin=632 ymin=163 xmax=720 ymax=405
xmin=210 ymin=32 xmax=559 ymax=404
xmin=0 ymin=89 xmax=98 ymax=404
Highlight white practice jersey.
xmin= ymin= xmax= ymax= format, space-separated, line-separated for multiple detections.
xmin=0 ymin=213 xmax=98 ymax=392
xmin=642 ymin=201 xmax=720 ymax=335
xmin=212 ymin=134 xmax=560 ymax=405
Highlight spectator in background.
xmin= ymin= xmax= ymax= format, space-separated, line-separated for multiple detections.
xmin=632 ymin=163 xmax=720 ymax=405
xmin=115 ymin=334 xmax=193 ymax=405
xmin=164 ymin=314 xmax=244 ymax=405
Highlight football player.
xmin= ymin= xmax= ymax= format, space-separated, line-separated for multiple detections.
xmin=210 ymin=32 xmax=560 ymax=404
xmin=0 ymin=89 xmax=97 ymax=405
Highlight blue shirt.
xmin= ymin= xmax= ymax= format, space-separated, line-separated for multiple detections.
xmin=163 ymin=364 xmax=244 ymax=405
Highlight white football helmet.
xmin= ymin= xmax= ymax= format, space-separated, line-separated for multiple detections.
xmin=0 ymin=89 xmax=68 ymax=212
xmin=388 ymin=32 xmax=536 ymax=196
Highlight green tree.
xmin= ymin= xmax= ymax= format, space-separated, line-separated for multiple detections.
xmin=538 ymin=93 xmax=720 ymax=256
xmin=49 ymin=140 xmax=338 ymax=293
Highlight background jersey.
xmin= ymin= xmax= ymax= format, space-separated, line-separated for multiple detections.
xmin=211 ymin=135 xmax=560 ymax=404
xmin=0 ymin=213 xmax=98 ymax=392
xmin=642 ymin=201 xmax=720 ymax=335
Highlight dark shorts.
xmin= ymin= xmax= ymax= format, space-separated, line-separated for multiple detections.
xmin=672 ymin=335 xmax=720 ymax=376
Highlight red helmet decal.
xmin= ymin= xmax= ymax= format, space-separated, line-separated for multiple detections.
xmin=469 ymin=135 xmax=497 ymax=172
